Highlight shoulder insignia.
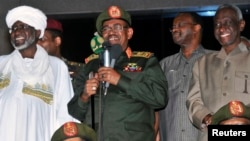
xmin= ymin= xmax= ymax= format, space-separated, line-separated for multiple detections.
xmin=66 ymin=60 xmax=84 ymax=67
xmin=131 ymin=51 xmax=153 ymax=58
xmin=85 ymin=54 xmax=99 ymax=64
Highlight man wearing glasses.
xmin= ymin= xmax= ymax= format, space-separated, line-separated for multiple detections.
xmin=157 ymin=12 xmax=213 ymax=141
xmin=0 ymin=5 xmax=76 ymax=141
xmin=68 ymin=5 xmax=168 ymax=141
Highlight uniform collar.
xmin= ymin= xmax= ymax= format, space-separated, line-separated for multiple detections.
xmin=125 ymin=47 xmax=132 ymax=58
xmin=218 ymin=41 xmax=249 ymax=59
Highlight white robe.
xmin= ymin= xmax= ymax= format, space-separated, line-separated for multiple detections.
xmin=0 ymin=46 xmax=77 ymax=141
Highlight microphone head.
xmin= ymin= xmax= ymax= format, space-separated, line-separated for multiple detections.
xmin=110 ymin=44 xmax=123 ymax=59
xmin=102 ymin=42 xmax=123 ymax=59
xmin=90 ymin=35 xmax=104 ymax=54
xmin=99 ymin=43 xmax=122 ymax=66
xmin=102 ymin=40 xmax=111 ymax=49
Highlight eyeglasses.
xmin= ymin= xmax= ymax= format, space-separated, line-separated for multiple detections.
xmin=169 ymin=22 xmax=196 ymax=33
xmin=9 ymin=24 xmax=34 ymax=33
xmin=101 ymin=24 xmax=128 ymax=33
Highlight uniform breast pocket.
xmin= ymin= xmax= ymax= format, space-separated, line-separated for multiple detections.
xmin=166 ymin=70 xmax=181 ymax=91
xmin=123 ymin=71 xmax=142 ymax=80
xmin=235 ymin=71 xmax=250 ymax=94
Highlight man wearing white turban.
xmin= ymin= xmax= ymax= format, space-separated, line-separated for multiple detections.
xmin=0 ymin=5 xmax=77 ymax=141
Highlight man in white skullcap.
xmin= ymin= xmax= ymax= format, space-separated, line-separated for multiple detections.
xmin=0 ymin=5 xmax=77 ymax=141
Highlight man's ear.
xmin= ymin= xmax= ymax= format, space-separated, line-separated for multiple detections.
xmin=127 ymin=27 xmax=133 ymax=40
xmin=193 ymin=24 xmax=201 ymax=33
xmin=55 ymin=37 xmax=62 ymax=47
xmin=36 ymin=30 xmax=41 ymax=39
xmin=239 ymin=19 xmax=246 ymax=32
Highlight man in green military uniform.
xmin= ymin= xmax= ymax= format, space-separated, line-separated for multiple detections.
xmin=38 ymin=18 xmax=84 ymax=82
xmin=68 ymin=5 xmax=168 ymax=141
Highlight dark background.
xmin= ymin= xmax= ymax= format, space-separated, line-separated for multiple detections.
xmin=58 ymin=13 xmax=250 ymax=63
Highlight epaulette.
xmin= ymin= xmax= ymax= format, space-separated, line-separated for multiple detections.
xmin=66 ymin=60 xmax=84 ymax=67
xmin=61 ymin=57 xmax=84 ymax=67
xmin=85 ymin=54 xmax=99 ymax=64
xmin=131 ymin=51 xmax=153 ymax=58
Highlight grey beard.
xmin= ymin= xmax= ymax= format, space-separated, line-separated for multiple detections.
xmin=11 ymin=31 xmax=36 ymax=50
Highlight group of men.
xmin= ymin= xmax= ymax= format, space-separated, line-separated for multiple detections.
xmin=158 ymin=3 xmax=250 ymax=141
xmin=0 ymin=3 xmax=249 ymax=141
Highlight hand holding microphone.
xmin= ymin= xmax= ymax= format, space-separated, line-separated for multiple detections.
xmin=90 ymin=33 xmax=123 ymax=95
xmin=98 ymin=41 xmax=123 ymax=88
xmin=98 ymin=62 xmax=120 ymax=86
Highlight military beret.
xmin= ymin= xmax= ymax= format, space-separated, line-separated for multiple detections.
xmin=46 ymin=18 xmax=63 ymax=32
xmin=96 ymin=5 xmax=131 ymax=35
xmin=51 ymin=122 xmax=97 ymax=141
xmin=211 ymin=100 xmax=250 ymax=125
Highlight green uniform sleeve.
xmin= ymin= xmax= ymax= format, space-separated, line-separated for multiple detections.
xmin=67 ymin=61 xmax=98 ymax=122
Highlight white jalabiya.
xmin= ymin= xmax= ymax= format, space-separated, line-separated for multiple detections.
xmin=0 ymin=45 xmax=76 ymax=141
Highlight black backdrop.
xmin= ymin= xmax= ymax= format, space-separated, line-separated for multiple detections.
xmin=59 ymin=13 xmax=250 ymax=63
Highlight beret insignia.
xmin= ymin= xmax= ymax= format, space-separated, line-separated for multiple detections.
xmin=229 ymin=100 xmax=244 ymax=116
xmin=211 ymin=100 xmax=250 ymax=125
xmin=63 ymin=122 xmax=78 ymax=137
xmin=108 ymin=6 xmax=121 ymax=19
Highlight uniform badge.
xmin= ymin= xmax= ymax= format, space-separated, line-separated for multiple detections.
xmin=229 ymin=101 xmax=244 ymax=116
xmin=123 ymin=63 xmax=142 ymax=72
xmin=108 ymin=6 xmax=121 ymax=18
xmin=63 ymin=122 xmax=78 ymax=137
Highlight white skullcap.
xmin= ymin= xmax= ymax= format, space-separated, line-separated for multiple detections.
xmin=6 ymin=5 xmax=47 ymax=38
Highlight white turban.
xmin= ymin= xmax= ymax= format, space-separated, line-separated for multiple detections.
xmin=6 ymin=5 xmax=47 ymax=39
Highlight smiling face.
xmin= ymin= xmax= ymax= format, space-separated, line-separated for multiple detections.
xmin=213 ymin=7 xmax=245 ymax=50
xmin=171 ymin=13 xmax=196 ymax=46
xmin=101 ymin=19 xmax=133 ymax=51
xmin=10 ymin=21 xmax=38 ymax=50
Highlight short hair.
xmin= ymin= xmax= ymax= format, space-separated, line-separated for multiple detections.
xmin=215 ymin=4 xmax=243 ymax=21
xmin=176 ymin=12 xmax=204 ymax=31
xmin=47 ymin=29 xmax=63 ymax=42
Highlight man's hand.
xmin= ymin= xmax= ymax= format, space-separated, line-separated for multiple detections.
xmin=97 ymin=67 xmax=121 ymax=86
xmin=81 ymin=73 xmax=99 ymax=102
